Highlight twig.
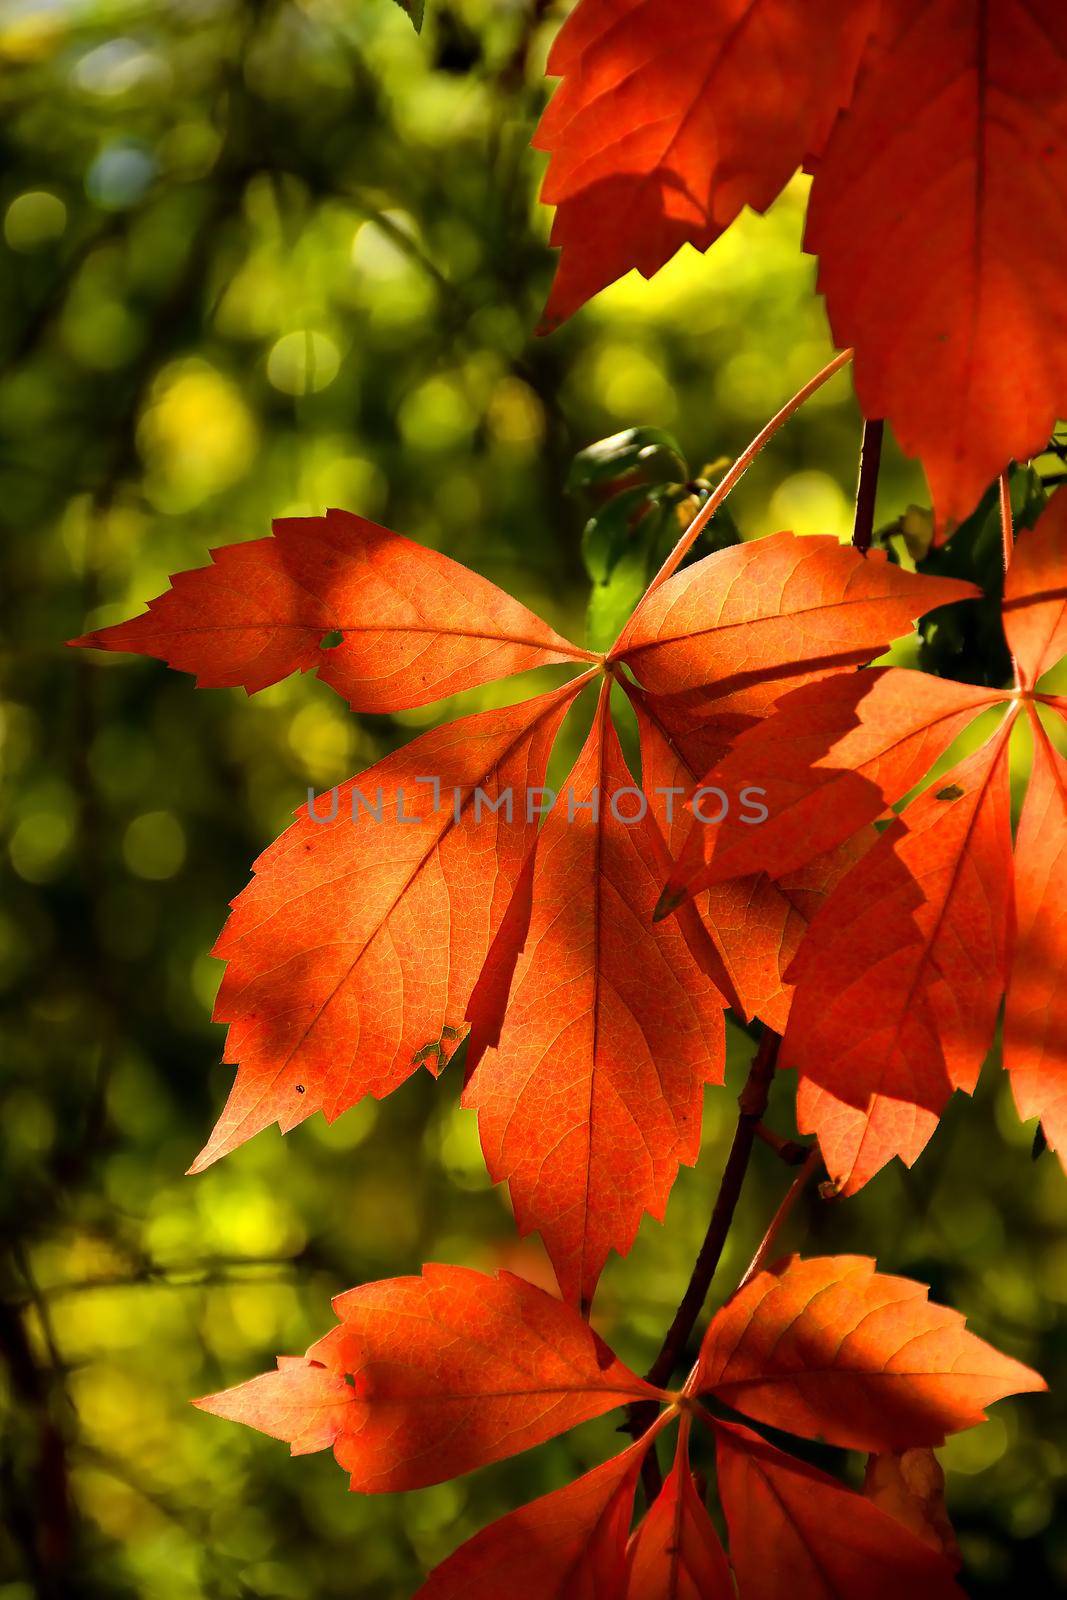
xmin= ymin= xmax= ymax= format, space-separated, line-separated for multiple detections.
xmin=6 ymin=1252 xmax=313 ymax=1308
xmin=611 ymin=348 xmax=854 ymax=653
xmin=852 ymin=418 xmax=884 ymax=554
xmin=998 ymin=471 xmax=1015 ymax=572
xmin=754 ymin=1122 xmax=811 ymax=1166
xmin=737 ymin=1146 xmax=821 ymax=1290
xmin=626 ymin=1028 xmax=781 ymax=1497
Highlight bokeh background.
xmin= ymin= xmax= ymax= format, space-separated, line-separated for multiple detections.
xmin=1 ymin=1 xmax=1064 ymax=1596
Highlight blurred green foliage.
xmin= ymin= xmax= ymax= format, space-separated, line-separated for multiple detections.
xmin=0 ymin=2 xmax=1063 ymax=1596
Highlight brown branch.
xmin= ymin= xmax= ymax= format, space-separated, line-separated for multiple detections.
xmin=753 ymin=1121 xmax=811 ymax=1165
xmin=852 ymin=417 xmax=885 ymax=554
xmin=626 ymin=1027 xmax=781 ymax=1498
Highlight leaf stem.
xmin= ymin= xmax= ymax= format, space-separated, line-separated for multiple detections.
xmin=625 ymin=1027 xmax=781 ymax=1495
xmin=610 ymin=348 xmax=854 ymax=656
xmin=999 ymin=471 xmax=1015 ymax=572
xmin=736 ymin=1146 xmax=821 ymax=1291
xmin=753 ymin=1121 xmax=811 ymax=1166
xmin=852 ymin=417 xmax=885 ymax=554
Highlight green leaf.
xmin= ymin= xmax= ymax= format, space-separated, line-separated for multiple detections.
xmin=582 ymin=492 xmax=684 ymax=650
xmin=566 ymin=427 xmax=686 ymax=497
xmin=392 ymin=0 xmax=426 ymax=31
xmin=585 ymin=544 xmax=653 ymax=653
xmin=581 ymin=487 xmax=665 ymax=585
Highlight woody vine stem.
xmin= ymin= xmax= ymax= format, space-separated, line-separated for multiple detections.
xmin=617 ymin=350 xmax=870 ymax=1497
xmin=624 ymin=355 xmax=874 ymax=1500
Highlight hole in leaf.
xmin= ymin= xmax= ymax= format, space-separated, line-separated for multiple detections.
xmin=320 ymin=629 xmax=344 ymax=650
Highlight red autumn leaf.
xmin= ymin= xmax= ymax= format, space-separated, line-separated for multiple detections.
xmin=70 ymin=509 xmax=592 ymax=710
xmin=70 ymin=498 xmax=1000 ymax=1297
xmin=463 ymin=683 xmax=727 ymax=1311
xmin=714 ymin=1419 xmax=964 ymax=1599
xmin=659 ymin=668 xmax=1001 ymax=909
xmin=1003 ymin=716 xmax=1067 ymax=1161
xmin=193 ymin=1353 xmax=355 ymax=1456
xmin=785 ymin=734 xmax=1016 ymax=1195
xmin=624 ymin=1426 xmax=733 ymax=1599
xmin=194 ymin=1256 xmax=1041 ymax=1592
xmin=194 ymin=1265 xmax=662 ymax=1493
xmin=696 ymin=1255 xmax=1045 ymax=1453
xmin=864 ymin=1449 xmax=962 ymax=1569
xmin=806 ymin=0 xmax=1067 ymax=528
xmin=190 ymin=679 xmax=583 ymax=1173
xmin=417 ymin=1441 xmax=648 ymax=1600
xmin=627 ymin=674 xmax=872 ymax=1030
xmin=610 ymin=530 xmax=977 ymax=700
xmin=689 ymin=488 xmax=1067 ymax=1191
xmin=537 ymin=1 xmax=1067 ymax=526
xmin=534 ymin=0 xmax=878 ymax=329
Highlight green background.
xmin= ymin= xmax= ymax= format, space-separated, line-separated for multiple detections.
xmin=1 ymin=1 xmax=1062 ymax=1595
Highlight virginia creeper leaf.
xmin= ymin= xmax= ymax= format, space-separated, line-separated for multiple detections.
xmin=611 ymin=530 xmax=979 ymax=699
xmin=660 ymin=668 xmax=1001 ymax=906
xmin=697 ymin=1254 xmax=1045 ymax=1452
xmin=71 ymin=509 xmax=592 ymax=712
xmin=194 ymin=1265 xmax=662 ymax=1492
xmin=864 ymin=1449 xmax=962 ymax=1569
xmin=418 ymin=1440 xmax=648 ymax=1599
xmin=714 ymin=1419 xmax=965 ymax=1599
xmin=534 ymin=0 xmax=878 ymax=328
xmin=628 ymin=675 xmax=871 ymax=1029
xmin=805 ymin=0 xmax=1067 ymax=528
xmin=1004 ymin=719 xmax=1067 ymax=1164
xmin=191 ymin=680 xmax=582 ymax=1172
xmin=194 ymin=1258 xmax=1041 ymax=1592
xmin=624 ymin=1428 xmax=733 ymax=1599
xmin=785 ymin=734 xmax=1016 ymax=1195
xmin=693 ymin=491 xmax=1067 ymax=1188
xmin=463 ymin=684 xmax=726 ymax=1310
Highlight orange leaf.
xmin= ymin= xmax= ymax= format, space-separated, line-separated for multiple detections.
xmin=784 ymin=733 xmax=1016 ymax=1194
xmin=70 ymin=510 xmax=591 ymax=710
xmin=417 ymin=1440 xmax=648 ymax=1599
xmin=191 ymin=680 xmax=582 ymax=1171
xmin=625 ymin=1427 xmax=733 ymax=1599
xmin=805 ymin=0 xmax=1067 ymax=528
xmin=697 ymin=1255 xmax=1045 ymax=1452
xmin=612 ymin=531 xmax=977 ymax=699
xmin=864 ymin=1449 xmax=962 ymax=1569
xmin=1004 ymin=716 xmax=1067 ymax=1165
xmin=661 ymin=668 xmax=999 ymax=904
xmin=464 ymin=684 xmax=726 ymax=1309
xmin=628 ymin=675 xmax=872 ymax=1029
xmin=534 ymin=0 xmax=877 ymax=328
xmin=194 ymin=1265 xmax=661 ymax=1492
xmin=714 ymin=1419 xmax=964 ymax=1599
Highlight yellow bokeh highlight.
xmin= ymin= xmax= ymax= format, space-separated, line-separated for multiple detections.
xmin=138 ymin=360 xmax=258 ymax=507
xmin=267 ymin=330 xmax=342 ymax=396
xmin=4 ymin=190 xmax=67 ymax=250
